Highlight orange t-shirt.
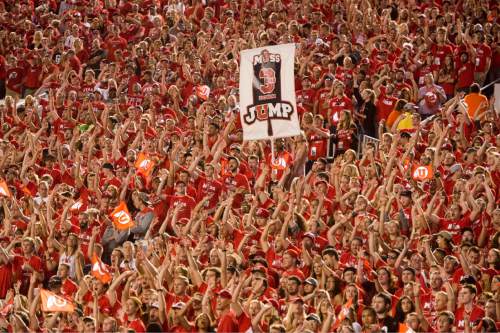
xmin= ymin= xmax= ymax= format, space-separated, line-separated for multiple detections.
xmin=386 ymin=110 xmax=401 ymax=128
xmin=464 ymin=92 xmax=488 ymax=118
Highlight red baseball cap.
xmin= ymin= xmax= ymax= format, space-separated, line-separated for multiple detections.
xmin=217 ymin=289 xmax=232 ymax=299
xmin=285 ymin=249 xmax=300 ymax=259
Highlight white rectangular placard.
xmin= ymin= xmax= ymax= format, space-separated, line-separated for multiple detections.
xmin=239 ymin=43 xmax=300 ymax=141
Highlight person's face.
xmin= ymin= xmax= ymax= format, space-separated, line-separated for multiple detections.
xmin=401 ymin=298 xmax=412 ymax=313
xmin=205 ymin=270 xmax=218 ymax=284
xmin=362 ymin=310 xmax=376 ymax=325
xmin=485 ymin=300 xmax=496 ymax=317
xmin=216 ymin=296 xmax=230 ymax=311
xmin=175 ymin=182 xmax=186 ymax=195
xmin=102 ymin=318 xmax=115 ymax=332
xmin=350 ymin=239 xmax=361 ymax=254
xmin=467 ymin=250 xmax=480 ymax=264
xmin=410 ymin=254 xmax=423 ymax=269
xmin=458 ymin=288 xmax=474 ymax=305
xmin=437 ymin=315 xmax=451 ymax=332
xmin=372 ymin=296 xmax=387 ymax=314
xmin=305 ymin=319 xmax=319 ymax=332
xmin=435 ymin=293 xmax=447 ymax=310
xmin=462 ymin=230 xmax=474 ymax=244
xmin=401 ymin=270 xmax=414 ymax=283
xmin=83 ymin=321 xmax=95 ymax=333
xmin=282 ymin=253 xmax=294 ymax=269
xmin=173 ymin=278 xmax=186 ymax=295
xmin=92 ymin=279 xmax=104 ymax=294
xmin=22 ymin=240 xmax=33 ymax=254
xmin=487 ymin=249 xmax=498 ymax=264
xmin=228 ymin=159 xmax=238 ymax=172
xmin=345 ymin=285 xmax=357 ymax=299
xmin=377 ymin=269 xmax=390 ymax=284
xmin=249 ymin=301 xmax=261 ymax=316
xmin=303 ymin=283 xmax=315 ymax=295
xmin=406 ymin=314 xmax=419 ymax=330
xmin=430 ymin=271 xmax=443 ymax=289
xmin=126 ymin=299 xmax=138 ymax=316
xmin=343 ymin=271 xmax=354 ymax=283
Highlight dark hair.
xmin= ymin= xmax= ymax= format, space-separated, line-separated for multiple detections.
xmin=374 ymin=292 xmax=392 ymax=308
xmin=394 ymin=296 xmax=415 ymax=323
xmin=146 ymin=323 xmax=163 ymax=332
xmin=470 ymin=83 xmax=480 ymax=93
xmin=394 ymin=99 xmax=408 ymax=111
xmin=462 ymin=284 xmax=477 ymax=295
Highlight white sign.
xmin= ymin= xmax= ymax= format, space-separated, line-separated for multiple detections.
xmin=239 ymin=44 xmax=301 ymax=141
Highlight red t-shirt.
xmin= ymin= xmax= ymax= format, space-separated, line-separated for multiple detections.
xmin=24 ymin=65 xmax=42 ymax=89
xmin=123 ymin=315 xmax=146 ymax=333
xmin=196 ymin=176 xmax=223 ymax=210
xmin=166 ymin=194 xmax=196 ymax=221
xmin=12 ymin=254 xmax=43 ymax=294
xmin=222 ymin=172 xmax=250 ymax=208
xmin=104 ymin=36 xmax=127 ymax=61
xmin=455 ymin=305 xmax=485 ymax=333
xmin=473 ymin=43 xmax=492 ymax=72
xmin=438 ymin=213 xmax=471 ymax=243
xmin=217 ymin=310 xmax=239 ymax=333
xmin=329 ymin=95 xmax=353 ymax=126
xmin=6 ymin=67 xmax=25 ymax=93
xmin=376 ymin=88 xmax=397 ymax=122
xmin=455 ymin=59 xmax=475 ymax=89
xmin=307 ymin=128 xmax=329 ymax=160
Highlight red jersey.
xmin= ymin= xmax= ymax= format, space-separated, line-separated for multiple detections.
xmin=217 ymin=310 xmax=239 ymax=333
xmin=314 ymin=87 xmax=331 ymax=119
xmin=12 ymin=254 xmax=43 ymax=294
xmin=196 ymin=176 xmax=223 ymax=210
xmin=329 ymin=95 xmax=353 ymax=126
xmin=336 ymin=127 xmax=355 ymax=152
xmin=455 ymin=305 xmax=485 ymax=333
xmin=432 ymin=43 xmax=454 ymax=68
xmin=376 ymin=87 xmax=398 ymax=122
xmin=455 ymin=59 xmax=475 ymax=89
xmin=222 ymin=173 xmax=250 ymax=208
xmin=438 ymin=213 xmax=471 ymax=243
xmin=473 ymin=43 xmax=492 ymax=72
xmin=104 ymin=36 xmax=127 ymax=61
xmin=307 ymin=128 xmax=329 ymax=160
xmin=6 ymin=67 xmax=25 ymax=93
xmin=296 ymin=88 xmax=316 ymax=112
xmin=166 ymin=194 xmax=196 ymax=220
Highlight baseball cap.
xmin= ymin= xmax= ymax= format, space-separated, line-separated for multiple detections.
xmin=437 ymin=231 xmax=452 ymax=241
xmin=303 ymin=232 xmax=316 ymax=241
xmin=304 ymin=277 xmax=318 ymax=287
xmin=400 ymin=190 xmax=412 ymax=197
xmin=285 ymin=249 xmax=300 ymax=259
xmin=229 ymin=143 xmax=241 ymax=151
xmin=306 ymin=313 xmax=321 ymax=323
xmin=403 ymin=103 xmax=418 ymax=110
xmin=172 ymin=302 xmax=185 ymax=309
xmin=217 ymin=289 xmax=233 ymax=299
xmin=288 ymin=275 xmax=303 ymax=284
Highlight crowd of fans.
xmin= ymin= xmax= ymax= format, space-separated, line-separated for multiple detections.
xmin=0 ymin=0 xmax=499 ymax=332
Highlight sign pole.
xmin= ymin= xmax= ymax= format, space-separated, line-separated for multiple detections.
xmin=271 ymin=139 xmax=275 ymax=165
